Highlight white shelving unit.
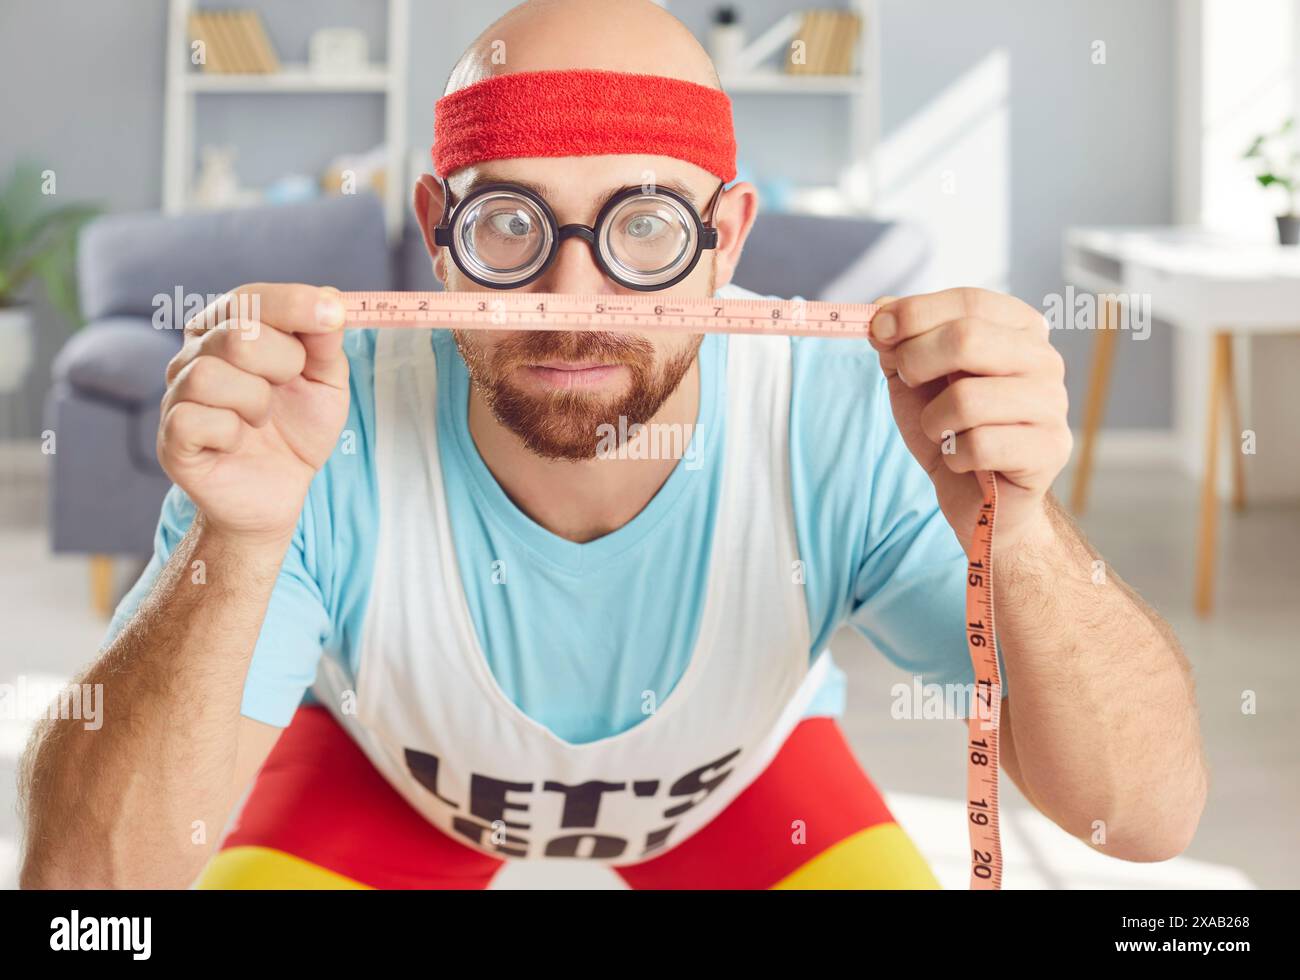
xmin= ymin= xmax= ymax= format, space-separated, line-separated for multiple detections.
xmin=184 ymin=64 xmax=391 ymax=93
xmin=162 ymin=0 xmax=409 ymax=238
xmin=717 ymin=0 xmax=880 ymax=211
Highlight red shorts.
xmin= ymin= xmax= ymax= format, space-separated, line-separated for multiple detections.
xmin=196 ymin=705 xmax=938 ymax=889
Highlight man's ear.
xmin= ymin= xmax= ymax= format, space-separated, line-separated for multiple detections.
xmin=412 ymin=173 xmax=449 ymax=284
xmin=709 ymin=181 xmax=760 ymax=291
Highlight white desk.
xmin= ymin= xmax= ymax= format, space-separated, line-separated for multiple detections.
xmin=1062 ymin=226 xmax=1300 ymax=615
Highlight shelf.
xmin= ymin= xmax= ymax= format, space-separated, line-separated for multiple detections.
xmin=720 ymin=71 xmax=866 ymax=94
xmin=164 ymin=0 xmax=411 ymax=238
xmin=188 ymin=67 xmax=856 ymax=96
xmin=185 ymin=64 xmax=391 ymax=93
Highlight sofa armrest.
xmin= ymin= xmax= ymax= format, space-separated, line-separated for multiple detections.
xmin=52 ymin=316 xmax=178 ymax=406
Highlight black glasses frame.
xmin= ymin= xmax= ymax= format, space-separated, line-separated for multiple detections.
xmin=433 ymin=176 xmax=724 ymax=291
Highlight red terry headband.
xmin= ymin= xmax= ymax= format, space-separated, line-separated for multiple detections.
xmin=432 ymin=69 xmax=737 ymax=183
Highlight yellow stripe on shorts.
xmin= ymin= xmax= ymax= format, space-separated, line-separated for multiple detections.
xmin=771 ymin=823 xmax=940 ymax=890
xmin=195 ymin=845 xmax=370 ymax=890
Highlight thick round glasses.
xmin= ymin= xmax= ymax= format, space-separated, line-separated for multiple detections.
xmin=434 ymin=178 xmax=723 ymax=291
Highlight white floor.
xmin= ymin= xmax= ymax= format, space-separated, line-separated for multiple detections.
xmin=2 ymin=451 xmax=1291 ymax=889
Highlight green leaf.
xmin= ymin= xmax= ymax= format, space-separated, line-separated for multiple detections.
xmin=31 ymin=238 xmax=83 ymax=325
xmin=0 ymin=163 xmax=47 ymax=234
xmin=0 ymin=163 xmax=53 ymax=267
xmin=0 ymin=161 xmax=99 ymax=320
xmin=17 ymin=202 xmax=99 ymax=246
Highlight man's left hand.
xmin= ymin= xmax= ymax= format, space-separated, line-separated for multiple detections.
xmin=868 ymin=287 xmax=1071 ymax=557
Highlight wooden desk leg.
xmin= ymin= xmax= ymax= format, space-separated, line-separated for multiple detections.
xmin=1195 ymin=333 xmax=1231 ymax=616
xmin=90 ymin=555 xmax=114 ymax=619
xmin=1222 ymin=333 xmax=1246 ymax=511
xmin=1069 ymin=297 xmax=1119 ymax=514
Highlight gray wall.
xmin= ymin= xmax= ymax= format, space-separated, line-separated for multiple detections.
xmin=876 ymin=0 xmax=1176 ymax=430
xmin=0 ymin=0 xmax=170 ymax=439
xmin=0 ymin=0 xmax=1175 ymax=437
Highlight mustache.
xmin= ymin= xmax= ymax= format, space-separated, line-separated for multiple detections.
xmin=493 ymin=330 xmax=656 ymax=366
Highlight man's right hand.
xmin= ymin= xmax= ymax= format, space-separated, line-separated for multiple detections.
xmin=158 ymin=283 xmax=350 ymax=545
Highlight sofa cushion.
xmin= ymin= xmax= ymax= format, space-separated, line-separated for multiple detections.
xmin=45 ymin=383 xmax=171 ymax=553
xmin=78 ymin=193 xmax=392 ymax=321
xmin=52 ymin=316 xmax=177 ymax=405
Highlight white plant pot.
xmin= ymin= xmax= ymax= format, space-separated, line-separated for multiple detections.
xmin=0 ymin=306 xmax=35 ymax=393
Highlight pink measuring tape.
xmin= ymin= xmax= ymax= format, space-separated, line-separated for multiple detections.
xmin=340 ymin=289 xmax=1004 ymax=889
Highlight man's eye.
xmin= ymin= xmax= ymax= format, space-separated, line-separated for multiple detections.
xmin=623 ymin=214 xmax=669 ymax=239
xmin=486 ymin=210 xmax=533 ymax=237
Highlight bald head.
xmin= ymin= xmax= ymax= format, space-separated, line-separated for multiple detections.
xmin=444 ymin=0 xmax=721 ymax=96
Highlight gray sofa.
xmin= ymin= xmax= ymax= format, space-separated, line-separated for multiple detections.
xmin=48 ymin=191 xmax=928 ymax=612
xmin=47 ymin=193 xmax=392 ymax=614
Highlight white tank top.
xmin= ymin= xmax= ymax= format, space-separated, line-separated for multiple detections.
xmin=314 ymin=327 xmax=828 ymax=863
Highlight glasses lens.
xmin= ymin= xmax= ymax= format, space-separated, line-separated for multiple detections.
xmin=601 ymin=194 xmax=695 ymax=286
xmin=456 ymin=192 xmax=550 ymax=283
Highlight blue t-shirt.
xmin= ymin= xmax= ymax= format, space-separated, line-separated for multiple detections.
xmin=107 ymin=285 xmax=978 ymax=742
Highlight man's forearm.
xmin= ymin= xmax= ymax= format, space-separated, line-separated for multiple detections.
xmin=992 ymin=494 xmax=1207 ymax=861
xmin=18 ymin=513 xmax=290 ymax=888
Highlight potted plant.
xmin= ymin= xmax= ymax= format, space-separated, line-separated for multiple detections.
xmin=0 ymin=162 xmax=99 ymax=393
xmin=1243 ymin=119 xmax=1300 ymax=245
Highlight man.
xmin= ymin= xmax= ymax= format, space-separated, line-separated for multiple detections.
xmin=20 ymin=0 xmax=1205 ymax=889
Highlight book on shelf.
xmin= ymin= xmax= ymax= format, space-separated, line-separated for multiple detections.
xmin=208 ymin=11 xmax=241 ymax=72
xmin=813 ymin=9 xmax=835 ymax=73
xmin=786 ymin=9 xmax=814 ymax=74
xmin=188 ymin=11 xmax=222 ymax=72
xmin=240 ymin=10 xmax=281 ymax=73
xmin=786 ymin=9 xmax=861 ymax=76
xmin=834 ymin=11 xmax=862 ymax=74
xmin=188 ymin=9 xmax=280 ymax=75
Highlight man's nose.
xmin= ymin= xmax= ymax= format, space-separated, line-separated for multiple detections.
xmin=535 ymin=236 xmax=612 ymax=294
